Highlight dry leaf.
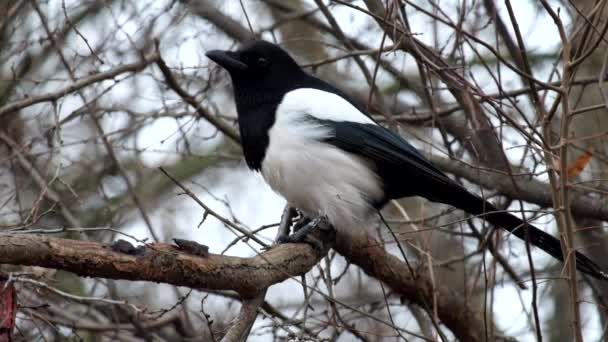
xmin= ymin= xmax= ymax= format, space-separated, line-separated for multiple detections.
xmin=552 ymin=147 xmax=593 ymax=179
xmin=567 ymin=148 xmax=593 ymax=178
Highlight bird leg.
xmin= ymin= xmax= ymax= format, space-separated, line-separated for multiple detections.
xmin=274 ymin=207 xmax=311 ymax=244
xmin=292 ymin=216 xmax=312 ymax=232
xmin=274 ymin=206 xmax=297 ymax=244
xmin=277 ymin=215 xmax=330 ymax=250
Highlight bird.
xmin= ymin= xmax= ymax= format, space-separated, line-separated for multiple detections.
xmin=206 ymin=40 xmax=607 ymax=280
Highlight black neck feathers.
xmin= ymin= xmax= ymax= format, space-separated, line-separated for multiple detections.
xmin=233 ymin=87 xmax=285 ymax=171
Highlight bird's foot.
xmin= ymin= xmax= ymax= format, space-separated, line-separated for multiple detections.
xmin=274 ymin=209 xmax=313 ymax=243
xmin=292 ymin=215 xmax=312 ymax=232
xmin=277 ymin=215 xmax=331 ymax=250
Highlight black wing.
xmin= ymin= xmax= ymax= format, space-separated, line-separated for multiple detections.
xmin=319 ymin=120 xmax=462 ymax=206
xmin=318 ymin=120 xmax=608 ymax=280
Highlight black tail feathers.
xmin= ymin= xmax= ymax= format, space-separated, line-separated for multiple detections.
xmin=453 ymin=190 xmax=607 ymax=280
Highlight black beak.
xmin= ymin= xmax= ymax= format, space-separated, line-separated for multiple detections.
xmin=206 ymin=50 xmax=248 ymax=71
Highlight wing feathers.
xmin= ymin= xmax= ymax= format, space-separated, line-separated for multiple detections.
xmin=318 ymin=120 xmax=455 ymax=202
xmin=317 ymin=119 xmax=608 ymax=280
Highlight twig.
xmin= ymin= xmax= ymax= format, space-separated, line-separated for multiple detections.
xmin=0 ymin=131 xmax=82 ymax=228
xmin=155 ymin=43 xmax=241 ymax=143
xmin=430 ymin=155 xmax=608 ymax=223
xmin=13 ymin=276 xmax=143 ymax=312
xmin=0 ymin=52 xmax=160 ymax=117
xmin=539 ymin=1 xmax=583 ymax=341
xmin=500 ymin=1 xmax=543 ymax=338
xmin=25 ymin=310 xmax=179 ymax=332
xmin=158 ymin=167 xmax=268 ymax=248
xmin=186 ymin=0 xmax=255 ymax=42
xmin=61 ymin=0 xmax=104 ymax=64
xmin=238 ymin=0 xmax=255 ymax=35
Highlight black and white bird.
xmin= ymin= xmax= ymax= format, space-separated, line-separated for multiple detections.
xmin=206 ymin=40 xmax=607 ymax=280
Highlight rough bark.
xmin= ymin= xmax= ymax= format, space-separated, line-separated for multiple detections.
xmin=0 ymin=232 xmax=493 ymax=341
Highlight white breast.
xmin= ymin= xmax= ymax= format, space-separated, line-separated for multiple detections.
xmin=260 ymin=88 xmax=383 ymax=236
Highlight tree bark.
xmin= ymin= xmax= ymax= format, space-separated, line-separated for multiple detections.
xmin=0 ymin=232 xmax=494 ymax=341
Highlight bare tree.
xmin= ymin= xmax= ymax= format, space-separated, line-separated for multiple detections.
xmin=1 ymin=0 xmax=607 ymax=340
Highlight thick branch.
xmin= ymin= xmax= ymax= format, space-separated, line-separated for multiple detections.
xmin=220 ymin=290 xmax=266 ymax=342
xmin=0 ymin=233 xmax=493 ymax=341
xmin=0 ymin=234 xmax=323 ymax=298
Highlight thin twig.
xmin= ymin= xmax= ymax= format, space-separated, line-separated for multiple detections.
xmin=155 ymin=42 xmax=240 ymax=143
xmin=158 ymin=167 xmax=268 ymax=248
xmin=0 ymin=52 xmax=160 ymax=117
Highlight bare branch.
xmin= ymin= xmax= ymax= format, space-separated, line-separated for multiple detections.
xmin=432 ymin=155 xmax=608 ymax=223
xmin=185 ymin=0 xmax=255 ymax=42
xmin=155 ymin=46 xmax=241 ymax=143
xmin=0 ymin=52 xmax=160 ymax=117
xmin=0 ymin=231 xmax=501 ymax=341
xmin=0 ymin=233 xmax=324 ymax=298
xmin=333 ymin=233 xmax=487 ymax=342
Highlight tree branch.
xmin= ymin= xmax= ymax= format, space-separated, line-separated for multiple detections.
xmin=220 ymin=290 xmax=266 ymax=342
xmin=333 ymin=234 xmax=487 ymax=342
xmin=0 ymin=232 xmax=496 ymax=341
xmin=0 ymin=234 xmax=323 ymax=298
xmin=431 ymin=156 xmax=608 ymax=223
xmin=155 ymin=47 xmax=241 ymax=143
xmin=185 ymin=0 xmax=255 ymax=42
xmin=0 ymin=52 xmax=160 ymax=117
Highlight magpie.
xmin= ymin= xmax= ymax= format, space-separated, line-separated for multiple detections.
xmin=206 ymin=40 xmax=607 ymax=280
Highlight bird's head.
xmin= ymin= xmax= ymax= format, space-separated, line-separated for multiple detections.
xmin=206 ymin=40 xmax=304 ymax=93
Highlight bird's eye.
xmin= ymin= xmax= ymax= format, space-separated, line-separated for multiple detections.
xmin=257 ymin=57 xmax=270 ymax=67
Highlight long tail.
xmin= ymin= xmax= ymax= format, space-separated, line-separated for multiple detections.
xmin=445 ymin=189 xmax=607 ymax=280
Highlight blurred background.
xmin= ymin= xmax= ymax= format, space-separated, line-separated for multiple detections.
xmin=1 ymin=0 xmax=607 ymax=340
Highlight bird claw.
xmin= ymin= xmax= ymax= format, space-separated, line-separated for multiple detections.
xmin=277 ymin=215 xmax=331 ymax=250
xmin=292 ymin=216 xmax=312 ymax=232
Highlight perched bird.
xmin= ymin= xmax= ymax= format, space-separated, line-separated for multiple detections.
xmin=206 ymin=40 xmax=607 ymax=280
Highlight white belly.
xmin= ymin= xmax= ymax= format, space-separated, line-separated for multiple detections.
xmin=261 ymin=119 xmax=383 ymax=234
